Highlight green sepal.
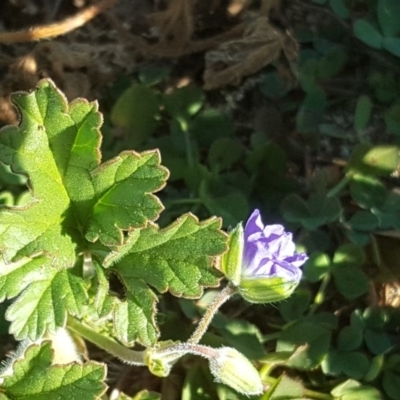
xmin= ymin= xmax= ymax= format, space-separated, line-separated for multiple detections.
xmin=221 ymin=224 xmax=243 ymax=286
xmin=144 ymin=340 xmax=181 ymax=377
xmin=238 ymin=276 xmax=299 ymax=304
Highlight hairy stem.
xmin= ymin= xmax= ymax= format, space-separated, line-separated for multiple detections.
xmin=151 ymin=342 xmax=219 ymax=361
xmin=67 ymin=316 xmax=146 ymax=366
xmin=188 ymin=285 xmax=237 ymax=344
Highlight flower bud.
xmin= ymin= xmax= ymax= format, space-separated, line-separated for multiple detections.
xmin=209 ymin=347 xmax=263 ymax=396
xmin=221 ymin=209 xmax=308 ymax=304
xmin=239 ymin=275 xmax=299 ymax=304
xmin=221 ymin=224 xmax=243 ymax=286
xmin=144 ymin=341 xmax=182 ymax=377
xmin=145 ymin=351 xmax=172 ymax=377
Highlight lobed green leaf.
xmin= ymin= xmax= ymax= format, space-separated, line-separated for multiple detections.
xmin=105 ymin=214 xmax=227 ymax=346
xmin=0 ymin=79 xmax=168 ymax=339
xmin=0 ymin=342 xmax=106 ymax=399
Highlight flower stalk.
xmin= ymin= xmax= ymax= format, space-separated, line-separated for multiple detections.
xmin=67 ymin=316 xmax=146 ymax=366
xmin=188 ymin=285 xmax=237 ymax=344
xmin=146 ymin=342 xmax=264 ymax=396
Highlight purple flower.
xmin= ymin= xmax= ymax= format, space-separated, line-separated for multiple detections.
xmin=221 ymin=209 xmax=308 ymax=303
xmin=242 ymin=209 xmax=307 ymax=283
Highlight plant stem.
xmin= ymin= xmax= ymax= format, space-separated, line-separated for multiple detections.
xmin=152 ymin=342 xmax=219 ymax=361
xmin=179 ymin=118 xmax=195 ymax=168
xmin=326 ymin=174 xmax=351 ymax=198
xmin=369 ymin=235 xmax=382 ymax=267
xmin=263 ymin=376 xmax=333 ymax=400
xmin=308 ymin=273 xmax=331 ymax=316
xmin=261 ymin=332 xmax=281 ymax=343
xmin=67 ymin=316 xmax=146 ymax=366
xmin=188 ymin=285 xmax=237 ymax=344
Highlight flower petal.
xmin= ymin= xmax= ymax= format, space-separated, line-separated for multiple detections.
xmin=241 ymin=210 xmax=307 ymax=284
xmin=244 ymin=209 xmax=264 ymax=239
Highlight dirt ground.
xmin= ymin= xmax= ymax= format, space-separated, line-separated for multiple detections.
xmin=0 ymin=0 xmax=306 ymax=123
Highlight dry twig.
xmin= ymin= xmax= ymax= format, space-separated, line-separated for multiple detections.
xmin=0 ymin=0 xmax=118 ymax=43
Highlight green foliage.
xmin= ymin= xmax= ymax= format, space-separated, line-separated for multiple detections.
xmin=1 ymin=0 xmax=400 ymax=392
xmin=377 ymin=0 xmax=400 ymax=37
xmin=278 ymin=288 xmax=311 ymax=322
xmin=0 ymin=342 xmax=106 ymax=399
xmin=353 ymin=20 xmax=383 ymax=50
xmin=302 ymin=245 xmax=369 ymax=299
xmin=346 ymin=144 xmax=399 ymax=176
xmin=331 ymin=244 xmax=369 ymax=299
xmin=264 ymin=375 xmax=305 ymax=399
xmin=331 ymin=380 xmax=382 ymax=400
xmin=111 ymin=83 xmax=161 ymax=146
xmin=353 ymin=0 xmax=400 ymax=58
xmin=303 ymin=252 xmax=330 ymax=282
xmin=105 ymin=214 xmax=224 ymax=346
xmin=354 ymin=95 xmax=372 ymax=132
xmin=0 ymin=80 xmax=227 ymax=351
xmin=281 ymin=192 xmax=342 ymax=230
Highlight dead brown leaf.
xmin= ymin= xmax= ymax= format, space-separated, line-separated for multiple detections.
xmin=203 ymin=15 xmax=298 ymax=90
xmin=260 ymin=0 xmax=281 ymax=14
xmin=381 ymin=281 xmax=400 ymax=307
xmin=147 ymin=0 xmax=195 ymax=46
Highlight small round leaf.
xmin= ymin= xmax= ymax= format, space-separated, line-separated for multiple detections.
xmin=353 ymin=20 xmax=383 ymax=49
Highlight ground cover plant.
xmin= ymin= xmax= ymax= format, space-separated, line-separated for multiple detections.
xmin=0 ymin=0 xmax=400 ymax=399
